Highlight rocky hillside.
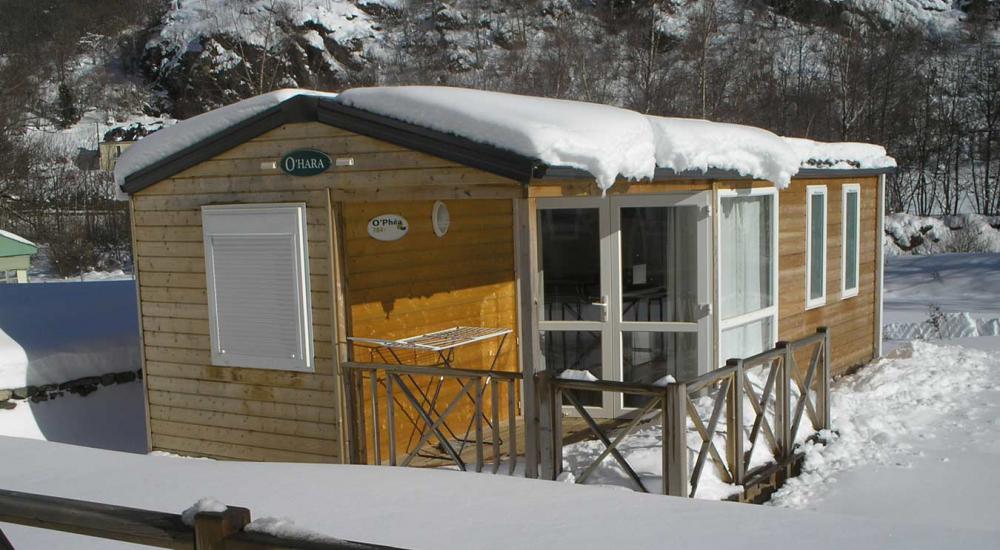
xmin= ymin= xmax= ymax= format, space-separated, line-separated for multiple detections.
xmin=2 ymin=0 xmax=999 ymax=219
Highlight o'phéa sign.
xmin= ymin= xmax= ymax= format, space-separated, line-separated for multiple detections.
xmin=367 ymin=214 xmax=409 ymax=241
xmin=280 ymin=149 xmax=331 ymax=176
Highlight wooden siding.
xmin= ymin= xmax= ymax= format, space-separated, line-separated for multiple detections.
xmin=132 ymin=122 xmax=522 ymax=462
xmin=761 ymin=176 xmax=879 ymax=375
xmin=343 ymin=199 xmax=519 ymax=461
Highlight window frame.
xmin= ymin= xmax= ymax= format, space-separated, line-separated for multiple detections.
xmin=841 ymin=183 xmax=861 ymax=299
xmin=201 ymin=202 xmax=314 ymax=372
xmin=716 ymin=187 xmax=779 ymax=366
xmin=805 ymin=185 xmax=828 ymax=310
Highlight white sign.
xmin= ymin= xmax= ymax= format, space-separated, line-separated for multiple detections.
xmin=367 ymin=214 xmax=409 ymax=241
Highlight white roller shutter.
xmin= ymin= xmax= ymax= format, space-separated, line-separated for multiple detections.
xmin=202 ymin=203 xmax=313 ymax=371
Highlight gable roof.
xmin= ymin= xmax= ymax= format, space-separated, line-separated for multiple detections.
xmin=116 ymin=92 xmax=543 ymax=194
xmin=115 ymin=87 xmax=896 ymax=195
xmin=0 ymin=230 xmax=38 ymax=258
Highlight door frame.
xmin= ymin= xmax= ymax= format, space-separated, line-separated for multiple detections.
xmin=536 ymin=192 xmax=714 ymax=417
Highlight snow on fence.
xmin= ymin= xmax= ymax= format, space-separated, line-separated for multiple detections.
xmin=0 ymin=488 xmax=405 ymax=550
xmin=545 ymin=328 xmax=831 ymax=500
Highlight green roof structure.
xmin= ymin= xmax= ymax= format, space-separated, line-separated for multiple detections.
xmin=0 ymin=230 xmax=37 ymax=281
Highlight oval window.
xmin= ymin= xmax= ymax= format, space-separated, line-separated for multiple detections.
xmin=432 ymin=201 xmax=450 ymax=237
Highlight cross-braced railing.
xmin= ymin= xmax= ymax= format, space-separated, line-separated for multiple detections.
xmin=342 ymin=362 xmax=522 ymax=475
xmin=543 ymin=327 xmax=832 ymax=498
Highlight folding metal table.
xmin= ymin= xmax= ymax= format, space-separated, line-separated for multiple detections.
xmin=347 ymin=326 xmax=512 ymax=455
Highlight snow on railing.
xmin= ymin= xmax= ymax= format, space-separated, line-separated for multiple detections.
xmin=0 ymin=488 xmax=404 ymax=549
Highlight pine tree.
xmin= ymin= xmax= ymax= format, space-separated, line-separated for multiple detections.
xmin=57 ymin=82 xmax=80 ymax=129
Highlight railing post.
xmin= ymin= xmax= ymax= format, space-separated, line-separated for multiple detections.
xmin=725 ymin=359 xmax=745 ymax=487
xmin=775 ymin=341 xmax=792 ymax=461
xmin=0 ymin=526 xmax=14 ymax=550
xmin=663 ymin=383 xmax=688 ymax=497
xmin=369 ymin=370 xmax=381 ymax=465
xmin=551 ymin=380 xmax=564 ymax=480
xmin=194 ymin=506 xmax=250 ymax=550
xmin=818 ymin=327 xmax=832 ymax=430
xmin=474 ymin=377 xmax=485 ymax=473
xmin=343 ymin=367 xmax=360 ymax=464
xmin=536 ymin=371 xmax=556 ymax=480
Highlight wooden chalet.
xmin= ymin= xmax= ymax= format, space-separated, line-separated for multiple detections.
xmin=116 ymin=87 xmax=893 ymax=497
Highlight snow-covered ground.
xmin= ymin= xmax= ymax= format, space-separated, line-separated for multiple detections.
xmin=1 ymin=436 xmax=997 ymax=550
xmin=769 ymin=253 xmax=1000 ymax=532
xmin=0 ymin=280 xmax=140 ymax=387
xmin=0 ymin=280 xmax=145 ymax=452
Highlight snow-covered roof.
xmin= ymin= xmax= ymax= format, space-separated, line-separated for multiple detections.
xmin=0 ymin=229 xmax=36 ymax=249
xmin=784 ymin=137 xmax=896 ymax=171
xmin=114 ymin=86 xmax=896 ymax=193
xmin=0 ymin=229 xmax=37 ymax=258
xmin=113 ymin=89 xmax=338 ymax=189
xmin=337 ymin=87 xmax=656 ymax=189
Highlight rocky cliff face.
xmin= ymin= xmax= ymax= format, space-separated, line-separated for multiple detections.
xmin=139 ymin=0 xmax=998 ymax=119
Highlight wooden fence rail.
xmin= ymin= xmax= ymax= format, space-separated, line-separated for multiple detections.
xmin=0 ymin=489 xmax=405 ymax=550
xmin=543 ymin=327 xmax=832 ymax=499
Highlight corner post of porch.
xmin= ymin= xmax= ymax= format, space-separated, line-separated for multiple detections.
xmin=514 ymin=197 xmax=543 ymax=479
xmin=818 ymin=326 xmax=832 ymax=430
xmin=774 ymin=341 xmax=793 ymax=461
xmin=663 ymin=382 xmax=688 ymax=497
xmin=725 ymin=358 xmax=745 ymax=486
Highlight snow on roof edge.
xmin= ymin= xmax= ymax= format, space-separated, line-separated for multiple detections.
xmin=113 ymin=86 xmax=896 ymax=195
xmin=0 ymin=229 xmax=37 ymax=249
xmin=113 ymin=89 xmax=339 ymax=189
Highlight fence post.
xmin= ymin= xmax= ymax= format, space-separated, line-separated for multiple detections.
xmin=536 ymin=371 xmax=555 ymax=480
xmin=343 ymin=368 xmax=359 ymax=464
xmin=663 ymin=383 xmax=688 ymax=497
xmin=194 ymin=506 xmax=250 ymax=550
xmin=725 ymin=359 xmax=745 ymax=487
xmin=0 ymin=526 xmax=14 ymax=550
xmin=775 ymin=341 xmax=792 ymax=461
xmin=818 ymin=327 xmax=832 ymax=430
xmin=551 ymin=381 xmax=564 ymax=480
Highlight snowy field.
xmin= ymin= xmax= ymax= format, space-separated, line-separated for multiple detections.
xmin=0 ymin=280 xmax=145 ymax=452
xmin=1 ymin=253 xmax=999 ymax=547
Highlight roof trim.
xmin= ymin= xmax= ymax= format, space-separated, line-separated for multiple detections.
xmin=119 ymin=95 xmax=542 ymax=194
xmin=539 ymin=165 xmax=896 ymax=182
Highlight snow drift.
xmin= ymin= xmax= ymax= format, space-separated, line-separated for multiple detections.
xmin=0 ymin=280 xmax=140 ymax=388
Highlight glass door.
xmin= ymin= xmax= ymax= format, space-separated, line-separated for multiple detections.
xmin=537 ymin=193 xmax=712 ymax=418
xmin=537 ymin=198 xmax=613 ymax=417
xmin=611 ymin=194 xmax=711 ymax=414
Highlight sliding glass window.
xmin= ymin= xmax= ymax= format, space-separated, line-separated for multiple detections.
xmin=718 ymin=189 xmax=777 ymax=364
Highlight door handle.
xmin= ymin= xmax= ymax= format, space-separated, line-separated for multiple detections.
xmin=591 ymin=295 xmax=609 ymax=321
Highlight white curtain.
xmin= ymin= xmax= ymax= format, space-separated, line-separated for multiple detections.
xmin=720 ymin=196 xmax=772 ymax=320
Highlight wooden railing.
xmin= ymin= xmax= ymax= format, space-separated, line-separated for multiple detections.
xmin=543 ymin=327 xmax=831 ymax=498
xmin=341 ymin=362 xmax=522 ymax=474
xmin=0 ymin=489 xmax=405 ymax=550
